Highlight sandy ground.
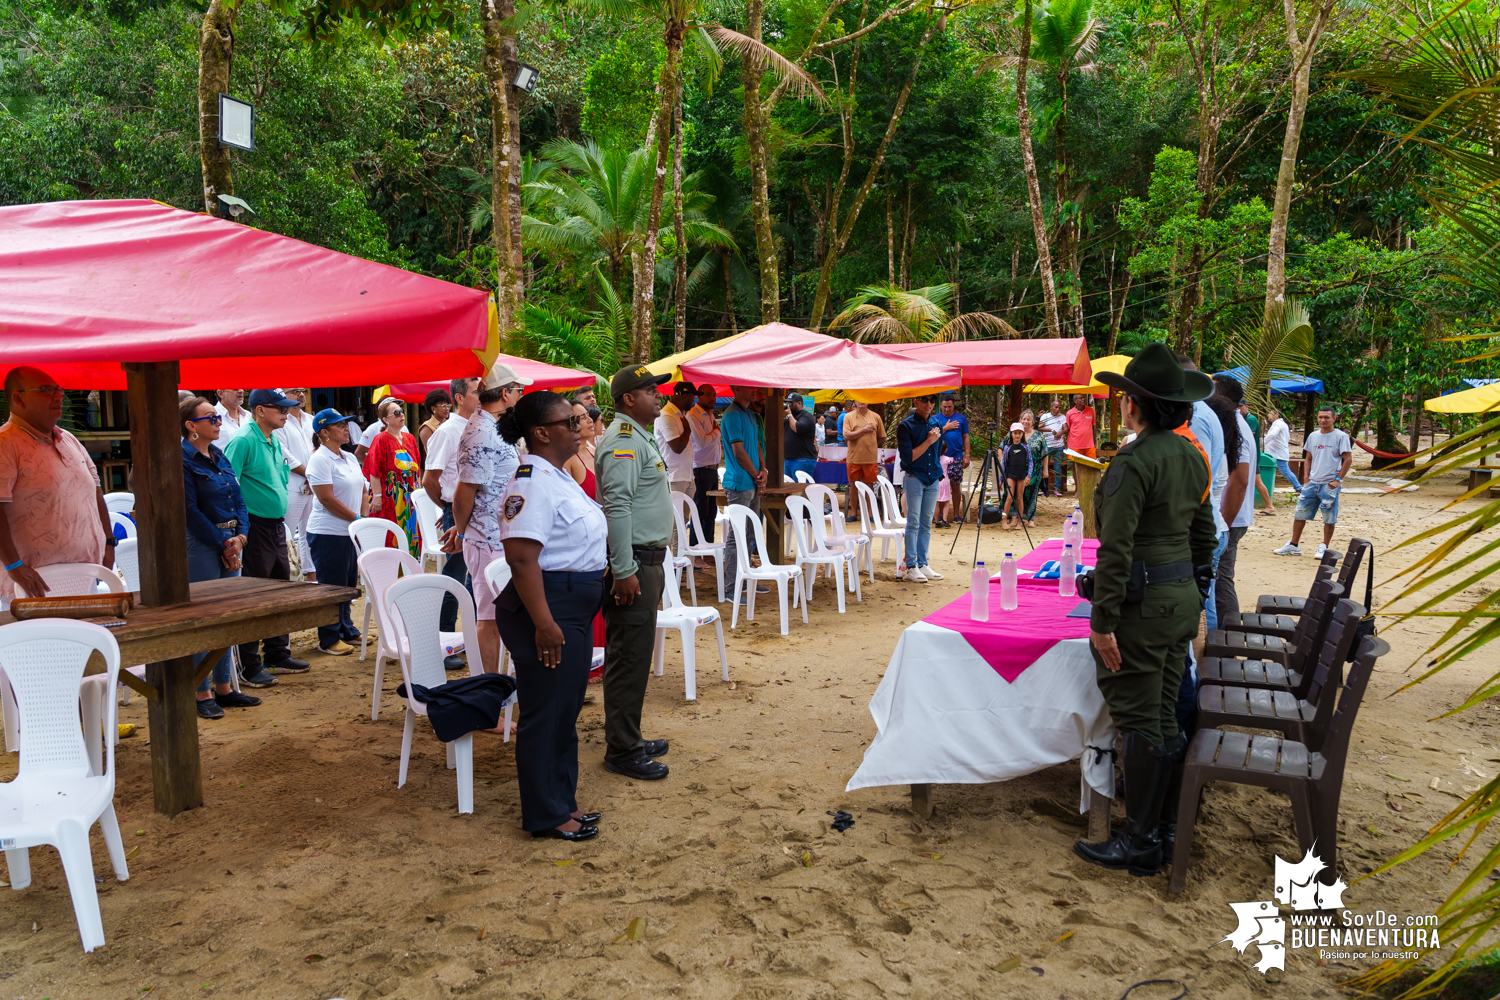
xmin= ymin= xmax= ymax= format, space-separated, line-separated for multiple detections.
xmin=3 ymin=461 xmax=1498 ymax=1000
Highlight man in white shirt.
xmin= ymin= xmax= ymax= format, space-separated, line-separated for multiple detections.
xmin=423 ymin=376 xmax=479 ymax=648
xmin=686 ymin=384 xmax=721 ymax=551
xmin=655 ymin=383 xmax=696 ymax=555
xmin=214 ymin=389 xmax=248 ymax=438
xmin=1275 ymin=404 xmax=1352 ymax=559
xmin=354 ymin=418 xmax=382 ymax=465
xmin=1039 ymin=399 xmax=1068 ymax=495
xmin=1210 ymin=376 xmax=1256 ymax=622
xmin=273 ymin=388 xmax=317 ymax=582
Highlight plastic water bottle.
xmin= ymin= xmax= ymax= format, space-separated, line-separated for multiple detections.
xmin=1069 ymin=506 xmax=1084 ymax=546
xmin=1059 ymin=544 xmax=1077 ymax=598
xmin=970 ymin=561 xmax=990 ymax=622
xmin=1000 ymin=553 xmax=1018 ymax=611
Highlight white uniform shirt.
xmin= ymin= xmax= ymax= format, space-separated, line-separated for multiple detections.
xmin=686 ymin=404 xmax=721 ymax=467
xmin=498 ymin=455 xmax=608 ymax=572
xmin=424 ymin=411 xmax=466 ymax=503
xmin=305 ymin=446 xmax=365 ymax=535
xmin=214 ymin=402 xmax=249 ymax=439
xmin=360 ymin=420 xmax=382 ymax=449
xmin=1231 ymin=413 xmax=1257 ymax=529
xmin=654 ymin=402 xmax=696 ymax=481
xmin=275 ymin=409 xmax=315 ymax=493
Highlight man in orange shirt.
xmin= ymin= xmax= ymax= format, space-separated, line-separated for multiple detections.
xmin=842 ymin=401 xmax=885 ymax=489
xmin=1065 ymin=394 xmax=1097 ymax=459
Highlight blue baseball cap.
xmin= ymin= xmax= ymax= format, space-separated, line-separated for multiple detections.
xmin=312 ymin=408 xmax=357 ymax=434
xmin=247 ymin=388 xmax=298 ymax=410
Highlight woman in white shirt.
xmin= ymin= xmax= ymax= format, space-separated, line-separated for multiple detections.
xmin=1264 ymin=408 xmax=1302 ymax=492
xmin=305 ymin=409 xmax=370 ymax=656
xmin=495 ymin=391 xmax=609 ymax=842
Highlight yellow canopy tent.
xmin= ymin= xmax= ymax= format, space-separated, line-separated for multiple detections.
xmin=1028 ymin=354 xmax=1132 ymax=395
xmin=1426 ymin=381 xmax=1500 ymax=414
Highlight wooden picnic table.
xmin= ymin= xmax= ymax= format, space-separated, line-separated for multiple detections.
xmin=0 ymin=576 xmax=359 ymax=815
xmin=706 ymin=482 xmax=812 ymax=564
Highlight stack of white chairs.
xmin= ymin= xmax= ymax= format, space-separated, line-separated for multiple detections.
xmin=653 ymin=546 xmax=728 ymax=700
xmin=785 ymin=495 xmax=861 ymax=613
xmin=480 ymin=559 xmax=520 ymax=740
xmin=669 ymin=491 xmax=723 ymax=604
xmin=0 ymin=619 xmax=130 ymax=952
xmin=358 ymin=548 xmax=466 ymax=721
xmin=102 ymin=492 xmax=134 ymax=515
xmin=852 ymin=481 xmax=904 ymax=574
xmin=409 ymin=490 xmax=449 ymax=575
xmin=804 ymin=484 xmax=870 ymax=581
xmin=385 ymin=575 xmax=482 ymax=815
xmin=724 ymin=503 xmax=806 ymax=635
xmin=349 ymin=517 xmax=411 ymax=660
xmin=876 ymin=475 xmax=908 ymax=531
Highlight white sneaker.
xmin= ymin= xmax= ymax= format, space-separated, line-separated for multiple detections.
xmin=919 ymin=566 xmax=944 ymax=580
xmin=1314 ymin=543 xmax=1328 ymax=559
xmin=904 ymin=568 xmax=929 ymax=583
xmin=1274 ymin=542 xmax=1301 ymax=556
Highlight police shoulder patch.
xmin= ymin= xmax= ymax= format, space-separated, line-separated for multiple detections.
xmin=617 ymin=422 xmax=633 ymax=436
xmin=1104 ymin=458 xmax=1128 ymax=496
xmin=503 ymin=495 xmax=525 ymax=520
xmin=515 ymin=464 xmax=533 ymax=479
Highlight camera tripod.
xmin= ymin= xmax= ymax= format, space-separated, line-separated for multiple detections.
xmin=949 ymin=445 xmax=1034 ymax=563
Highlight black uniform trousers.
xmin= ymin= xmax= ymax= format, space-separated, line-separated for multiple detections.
xmin=602 ymin=562 xmax=666 ymax=764
xmin=238 ymin=513 xmax=291 ymax=670
xmin=691 ymin=466 xmax=719 ymax=544
xmin=494 ymin=571 xmax=605 ymax=832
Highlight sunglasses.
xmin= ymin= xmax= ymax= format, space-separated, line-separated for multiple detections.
xmin=189 ymin=414 xmax=224 ymax=426
xmin=538 ymin=414 xmax=583 ymax=432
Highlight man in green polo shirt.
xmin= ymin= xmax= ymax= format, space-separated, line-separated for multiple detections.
xmin=223 ymin=389 xmax=308 ymax=685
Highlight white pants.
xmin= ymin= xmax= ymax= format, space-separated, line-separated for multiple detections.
xmin=286 ymin=482 xmax=316 ymax=577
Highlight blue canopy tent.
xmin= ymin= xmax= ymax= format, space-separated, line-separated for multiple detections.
xmin=1214 ymin=366 xmax=1324 ymax=395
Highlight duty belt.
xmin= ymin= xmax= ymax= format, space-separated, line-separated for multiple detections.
xmin=632 ymin=545 xmax=667 ymax=567
xmin=1125 ymin=559 xmax=1193 ymax=602
xmin=215 ymin=519 xmax=239 ymax=530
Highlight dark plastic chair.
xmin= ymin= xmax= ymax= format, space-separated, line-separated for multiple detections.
xmin=1252 ymin=538 xmax=1369 ymax=619
xmin=1198 ymin=580 xmax=1344 ymax=696
xmin=1194 ymin=599 xmax=1364 ymax=751
xmin=1170 ymin=632 xmax=1388 ymax=894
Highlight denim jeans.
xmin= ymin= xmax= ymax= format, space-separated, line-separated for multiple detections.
xmin=308 ymin=533 xmax=357 ymax=648
xmin=723 ymin=488 xmax=759 ymax=600
xmin=902 ymin=475 xmax=941 ymax=568
xmin=1047 ymin=447 xmax=1067 ymax=493
xmin=1275 ymin=459 xmax=1303 ymax=492
xmin=1204 ymin=529 xmax=1229 ymax=631
xmin=784 ymin=458 xmax=818 ymax=483
xmin=186 ymin=533 xmax=237 ymax=692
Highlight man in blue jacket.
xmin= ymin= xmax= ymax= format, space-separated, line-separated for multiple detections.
xmin=896 ymin=396 xmax=944 ymax=583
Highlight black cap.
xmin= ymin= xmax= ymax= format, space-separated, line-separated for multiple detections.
xmin=610 ymin=364 xmax=671 ymax=399
xmin=1097 ymin=343 xmax=1213 ymax=402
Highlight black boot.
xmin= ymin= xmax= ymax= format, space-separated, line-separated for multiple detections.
xmin=1074 ymin=732 xmax=1172 ymax=877
xmin=1156 ymin=732 xmax=1189 ymax=865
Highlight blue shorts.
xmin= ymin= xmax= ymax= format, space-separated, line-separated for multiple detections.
xmin=1294 ymin=482 xmax=1340 ymax=524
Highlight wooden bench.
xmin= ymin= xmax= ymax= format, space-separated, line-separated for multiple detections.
xmin=1463 ymin=466 xmax=1495 ymax=492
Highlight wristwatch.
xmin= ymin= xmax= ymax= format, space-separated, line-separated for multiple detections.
xmin=104 ymin=535 xmax=118 ymax=548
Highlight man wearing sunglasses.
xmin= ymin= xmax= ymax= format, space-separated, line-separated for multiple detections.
xmin=0 ymin=367 xmax=115 ymax=601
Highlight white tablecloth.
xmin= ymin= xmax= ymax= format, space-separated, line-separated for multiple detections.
xmin=846 ymin=621 xmax=1116 ymax=812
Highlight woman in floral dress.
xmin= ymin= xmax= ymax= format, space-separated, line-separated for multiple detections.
xmin=362 ymin=397 xmax=422 ymax=558
xmin=1020 ymin=408 xmax=1048 ymax=528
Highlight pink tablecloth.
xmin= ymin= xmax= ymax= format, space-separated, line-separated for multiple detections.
xmin=922 ymin=581 xmax=1093 ymax=683
xmin=1013 ymin=537 xmax=1100 ymax=572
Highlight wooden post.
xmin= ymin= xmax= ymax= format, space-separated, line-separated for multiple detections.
xmin=910 ymin=783 xmax=934 ymax=819
xmin=1076 ymin=464 xmax=1101 ymax=539
xmin=1108 ymin=390 xmax=1119 ymax=445
xmin=124 ymin=361 xmax=202 ymax=815
xmin=1007 ymin=380 xmax=1024 ymax=428
xmin=764 ymin=388 xmax=785 ymax=563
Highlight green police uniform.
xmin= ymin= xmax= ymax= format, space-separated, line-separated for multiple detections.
xmin=596 ymin=373 xmax=675 ymax=774
xmin=1074 ymin=343 xmax=1216 ymax=879
xmin=1090 ymin=427 xmax=1216 ymax=743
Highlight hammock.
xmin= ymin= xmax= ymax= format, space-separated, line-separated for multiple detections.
xmin=1354 ymin=439 xmax=1417 ymax=460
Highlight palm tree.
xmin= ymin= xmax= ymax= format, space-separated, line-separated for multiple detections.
xmin=1222 ymin=298 xmax=1317 ymax=420
xmin=516 ymin=268 xmax=630 ymax=381
xmin=827 ymin=283 xmax=1017 ymax=343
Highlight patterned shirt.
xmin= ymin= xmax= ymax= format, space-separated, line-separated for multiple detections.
xmin=0 ymin=416 xmax=105 ymax=599
xmin=456 ymin=408 xmax=519 ymax=550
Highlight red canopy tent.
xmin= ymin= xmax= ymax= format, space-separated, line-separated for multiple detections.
xmin=0 ymin=199 xmax=499 ymax=816
xmin=878 ymin=338 xmax=1091 ymax=386
xmin=0 ymin=200 xmax=496 ymax=389
xmin=377 ymin=356 xmax=595 ymax=403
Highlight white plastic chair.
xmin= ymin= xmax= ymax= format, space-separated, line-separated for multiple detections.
xmin=671 ymin=490 xmax=725 ymax=603
xmin=480 ymin=558 xmax=522 ymax=741
xmin=853 ymin=481 xmax=904 ymax=574
xmin=724 ymin=503 xmax=806 ymax=635
xmin=804 ymin=483 xmax=869 ymax=578
xmin=0 ymin=619 xmax=129 ymax=952
xmin=653 ymin=547 xmax=727 ymax=700
xmin=785 ymin=495 xmax=861 ymax=613
xmin=409 ymin=490 xmax=448 ymax=575
xmin=348 ymin=517 xmax=410 ymax=659
xmin=876 ymin=475 xmax=908 ymax=531
xmin=385 ymin=575 xmax=482 ymax=815
xmin=114 ymin=539 xmax=140 ymax=593
xmin=358 ymin=549 xmax=465 ymax=720
xmin=792 ymin=470 xmax=815 ymax=484
xmin=108 ymin=511 xmax=136 ymax=540
xmin=102 ymin=492 xmax=134 ymax=515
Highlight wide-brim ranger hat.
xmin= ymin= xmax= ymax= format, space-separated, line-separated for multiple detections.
xmin=1096 ymin=343 xmax=1213 ymax=403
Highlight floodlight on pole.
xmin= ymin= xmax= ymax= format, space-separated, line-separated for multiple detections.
xmin=216 ymin=194 xmax=255 ymax=219
xmin=217 ymin=93 xmax=255 ymax=151
xmin=513 ymin=64 xmax=540 ymax=93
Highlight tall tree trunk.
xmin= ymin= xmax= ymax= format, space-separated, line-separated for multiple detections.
xmin=1015 ymin=1 xmax=1062 ymax=337
xmin=503 ymin=0 xmax=523 ymax=298
xmin=672 ymin=75 xmax=687 ymax=353
xmin=807 ymin=15 xmax=939 ymax=330
xmin=1106 ymin=243 xmax=1133 ymax=356
xmin=1005 ymin=240 xmax=1019 ymax=317
xmin=722 ymin=252 xmax=739 ymax=334
xmin=886 ymin=192 xmax=896 ymax=284
xmin=743 ymin=0 xmax=779 ymax=324
xmin=1053 ymin=69 xmax=1082 ymax=335
xmin=1265 ymin=0 xmax=1334 ymax=318
xmin=899 ymin=177 xmax=914 ymax=290
xmin=197 ymin=0 xmax=236 ymax=217
xmin=481 ymin=0 xmax=521 ymax=340
xmin=634 ymin=21 xmax=683 ymax=359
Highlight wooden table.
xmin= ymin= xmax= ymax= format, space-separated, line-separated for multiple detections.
xmin=0 ymin=576 xmax=359 ymax=815
xmin=707 ymin=483 xmax=812 ymax=564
